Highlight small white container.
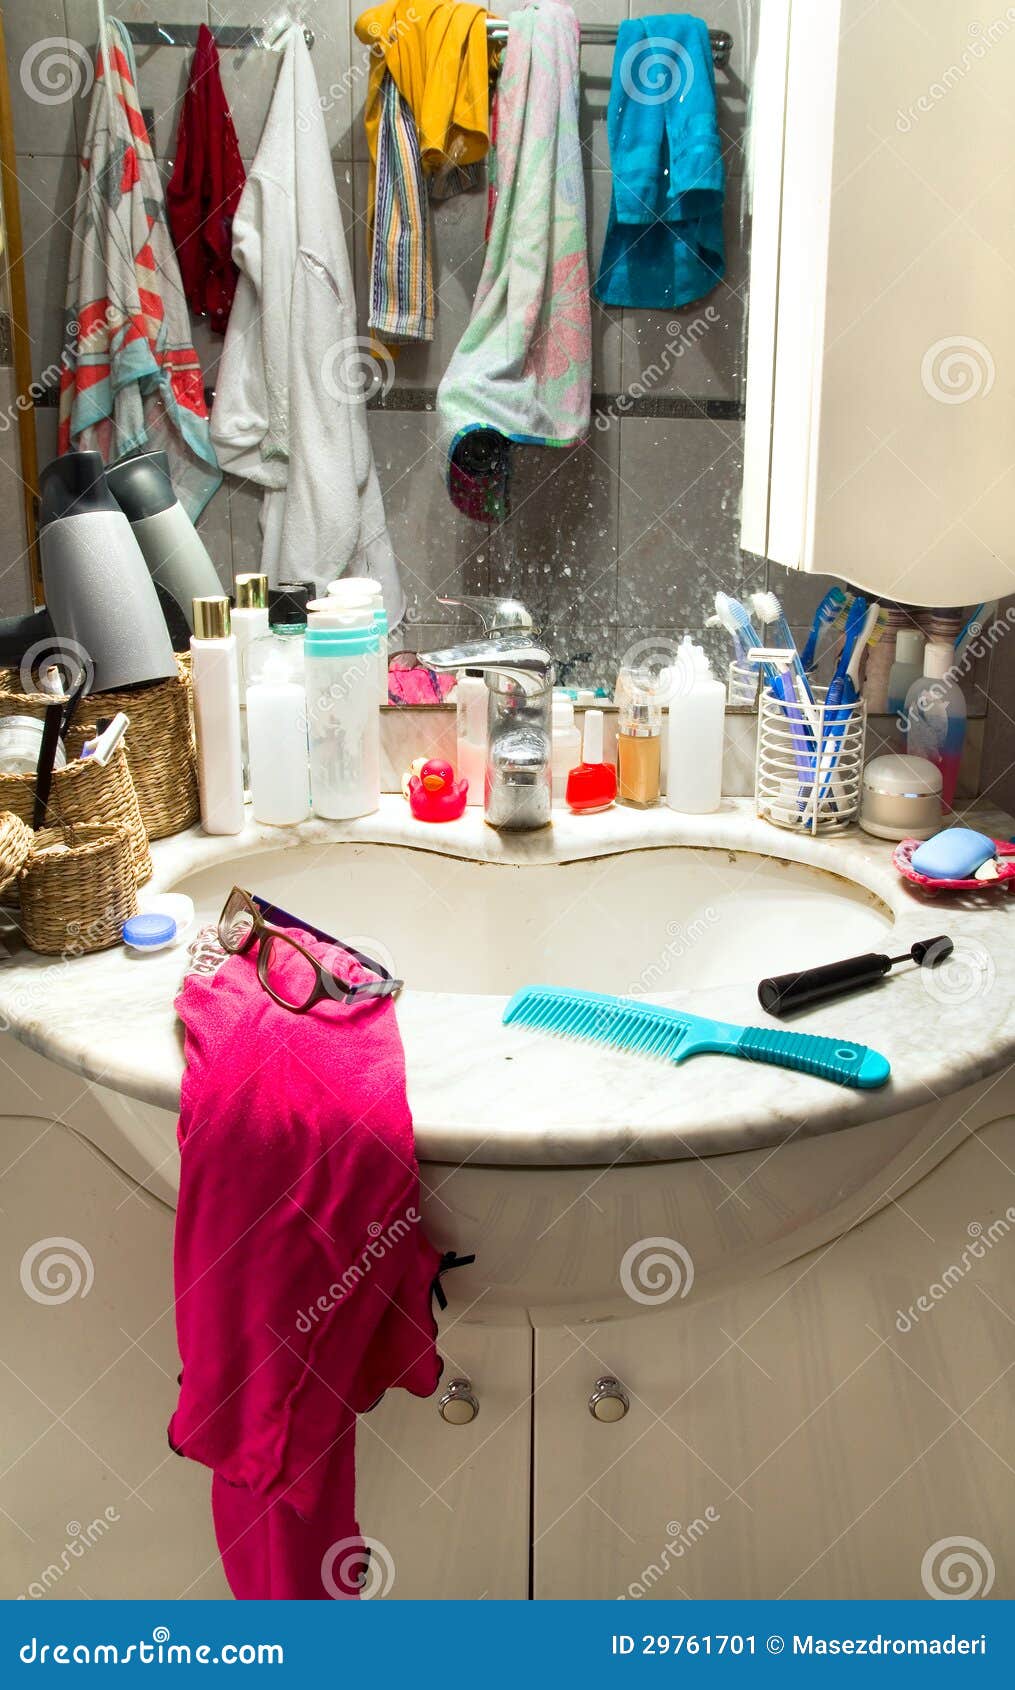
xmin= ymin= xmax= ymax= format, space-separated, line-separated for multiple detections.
xmin=456 ymin=671 xmax=487 ymax=804
xmin=304 ymin=608 xmax=380 ymax=820
xmin=860 ymin=753 xmax=942 ymax=840
xmin=666 ymin=637 xmax=725 ymax=814
xmin=190 ymin=597 xmax=244 ymax=836
xmin=551 ymin=695 xmax=581 ymax=803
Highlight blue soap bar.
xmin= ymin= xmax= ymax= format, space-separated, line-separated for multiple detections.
xmin=910 ymin=827 xmax=995 ymax=880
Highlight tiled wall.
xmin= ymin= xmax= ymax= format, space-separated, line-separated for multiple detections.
xmin=2 ymin=0 xmax=1014 ymax=806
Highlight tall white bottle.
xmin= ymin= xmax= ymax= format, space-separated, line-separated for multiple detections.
xmin=326 ymin=577 xmax=388 ymax=703
xmin=190 ymin=596 xmax=244 ymax=835
xmin=304 ymin=603 xmax=380 ymax=820
xmin=666 ymin=637 xmax=725 ymax=814
xmin=232 ymin=574 xmax=270 ymax=779
xmin=246 ymin=643 xmax=311 ymax=826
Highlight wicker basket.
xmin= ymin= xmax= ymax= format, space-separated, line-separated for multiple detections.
xmin=19 ymin=823 xmax=138 ymax=956
xmin=0 ymin=660 xmax=199 ymax=841
xmin=0 ymin=743 xmax=152 ymax=884
xmin=0 ymin=810 xmax=32 ymax=899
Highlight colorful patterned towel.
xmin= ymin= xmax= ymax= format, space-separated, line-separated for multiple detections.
xmin=58 ymin=18 xmax=220 ymax=519
xmin=436 ymin=0 xmax=591 ymax=521
xmin=370 ymin=73 xmax=434 ymax=342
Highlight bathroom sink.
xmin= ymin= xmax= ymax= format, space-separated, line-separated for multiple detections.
xmin=174 ymin=841 xmax=892 ymax=996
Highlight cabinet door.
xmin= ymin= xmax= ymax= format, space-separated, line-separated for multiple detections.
xmin=356 ymin=1325 xmax=532 ymax=1599
xmin=533 ymin=1117 xmax=1015 ymax=1599
xmin=743 ymin=0 xmax=1015 ymax=604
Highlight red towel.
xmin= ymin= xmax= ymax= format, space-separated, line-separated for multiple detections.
xmin=166 ymin=24 xmax=246 ymax=334
xmin=170 ymin=930 xmax=444 ymax=1599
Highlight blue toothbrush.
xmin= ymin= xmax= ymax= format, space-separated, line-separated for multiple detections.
xmin=801 ymin=585 xmax=848 ymax=674
xmin=504 ymin=986 xmax=891 ymax=1090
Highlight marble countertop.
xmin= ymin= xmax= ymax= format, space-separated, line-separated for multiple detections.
xmin=2 ymin=796 xmax=1013 ymax=1167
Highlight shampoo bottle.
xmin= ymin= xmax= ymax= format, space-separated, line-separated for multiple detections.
xmin=887 ymin=628 xmax=925 ymax=719
xmin=190 ymin=596 xmax=244 ymax=835
xmin=666 ymin=637 xmax=725 ymax=814
xmin=326 ymin=577 xmax=389 ymax=703
xmin=903 ymin=636 xmax=966 ymax=810
xmin=304 ymin=603 xmax=380 ymax=820
xmin=233 ymin=573 xmax=269 ymax=780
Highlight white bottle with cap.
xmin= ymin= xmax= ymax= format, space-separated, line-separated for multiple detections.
xmin=232 ymin=573 xmax=270 ymax=782
xmin=304 ymin=600 xmax=380 ymax=820
xmin=326 ymin=577 xmax=388 ymax=703
xmin=190 ymin=597 xmax=244 ymax=836
xmin=246 ymin=641 xmax=311 ymax=826
xmin=455 ymin=671 xmax=487 ymax=804
xmin=665 ymin=636 xmax=725 ymax=814
xmin=551 ymin=694 xmax=582 ymax=803
xmin=886 ymin=628 xmax=925 ymax=718
xmin=903 ymin=635 xmax=966 ymax=810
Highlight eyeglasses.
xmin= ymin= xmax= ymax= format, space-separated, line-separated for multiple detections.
xmin=217 ymin=887 xmax=402 ymax=1013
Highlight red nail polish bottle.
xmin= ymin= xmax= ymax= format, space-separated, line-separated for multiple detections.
xmin=565 ymin=709 xmax=617 ymax=813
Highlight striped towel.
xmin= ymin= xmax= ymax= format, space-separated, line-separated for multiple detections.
xmin=58 ymin=17 xmax=220 ymax=518
xmin=369 ymin=73 xmax=434 ymax=343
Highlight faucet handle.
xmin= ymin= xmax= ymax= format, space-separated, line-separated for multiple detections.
xmin=437 ymin=594 xmax=535 ymax=636
xmin=419 ymin=637 xmax=554 ymax=698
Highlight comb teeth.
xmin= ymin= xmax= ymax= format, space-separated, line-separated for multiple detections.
xmin=504 ymin=986 xmax=689 ymax=1063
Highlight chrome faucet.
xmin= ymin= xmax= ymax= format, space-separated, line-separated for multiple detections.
xmin=436 ymin=593 xmax=536 ymax=637
xmin=419 ymin=631 xmax=555 ymax=831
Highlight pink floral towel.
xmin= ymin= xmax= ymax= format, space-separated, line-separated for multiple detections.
xmin=436 ymin=0 xmax=591 ymax=519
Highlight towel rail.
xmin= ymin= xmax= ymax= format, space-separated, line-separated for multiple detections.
xmin=119 ymin=23 xmax=314 ymax=51
xmin=485 ymin=20 xmax=734 ymax=68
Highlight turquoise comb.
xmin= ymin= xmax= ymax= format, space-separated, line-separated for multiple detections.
xmin=503 ymin=986 xmax=890 ymax=1090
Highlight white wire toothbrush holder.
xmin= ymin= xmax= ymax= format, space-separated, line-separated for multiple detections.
xmin=755 ymin=682 xmax=866 ymax=834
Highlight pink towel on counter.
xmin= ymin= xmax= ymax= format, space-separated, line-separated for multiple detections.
xmin=170 ymin=929 xmax=446 ymax=1600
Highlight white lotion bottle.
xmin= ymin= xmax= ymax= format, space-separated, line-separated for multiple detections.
xmin=232 ymin=573 xmax=270 ymax=779
xmin=304 ymin=603 xmax=380 ymax=820
xmin=456 ymin=671 xmax=487 ymax=803
xmin=246 ymin=648 xmax=311 ymax=826
xmin=190 ymin=596 xmax=244 ymax=835
xmin=326 ymin=577 xmax=388 ymax=703
xmin=666 ymin=637 xmax=725 ymax=814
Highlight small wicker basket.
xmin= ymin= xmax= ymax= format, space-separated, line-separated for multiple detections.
xmin=0 ymin=660 xmax=199 ymax=841
xmin=19 ymin=823 xmax=138 ymax=956
xmin=0 ymin=742 xmax=152 ymax=885
xmin=0 ymin=810 xmax=32 ymax=899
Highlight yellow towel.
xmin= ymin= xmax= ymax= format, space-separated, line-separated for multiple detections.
xmin=355 ymin=0 xmax=492 ymax=227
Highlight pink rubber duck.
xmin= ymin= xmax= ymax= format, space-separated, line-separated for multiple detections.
xmin=408 ymin=759 xmax=469 ymax=823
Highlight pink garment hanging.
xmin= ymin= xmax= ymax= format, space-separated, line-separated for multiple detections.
xmin=166 ymin=24 xmax=246 ymax=334
xmin=170 ymin=931 xmax=444 ymax=1599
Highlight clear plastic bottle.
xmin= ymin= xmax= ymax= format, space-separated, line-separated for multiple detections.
xmin=666 ymin=637 xmax=725 ymax=814
xmin=455 ymin=671 xmax=487 ymax=804
xmin=904 ymin=637 xmax=966 ymax=811
xmin=246 ymin=635 xmax=310 ymax=826
xmin=304 ymin=604 xmax=380 ymax=820
xmin=887 ymin=628 xmax=925 ymax=718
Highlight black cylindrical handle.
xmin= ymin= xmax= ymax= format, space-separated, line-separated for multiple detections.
xmin=758 ymin=952 xmax=891 ymax=1017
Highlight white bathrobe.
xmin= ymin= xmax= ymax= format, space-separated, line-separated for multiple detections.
xmin=210 ymin=27 xmax=404 ymax=628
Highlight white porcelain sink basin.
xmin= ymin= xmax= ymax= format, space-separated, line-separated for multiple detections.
xmin=175 ymin=841 xmax=893 ymax=996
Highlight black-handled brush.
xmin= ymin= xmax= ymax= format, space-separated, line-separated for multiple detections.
xmin=758 ymin=936 xmax=953 ymax=1018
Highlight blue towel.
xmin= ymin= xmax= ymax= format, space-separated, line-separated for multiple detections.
xmin=594 ymin=16 xmax=725 ymax=310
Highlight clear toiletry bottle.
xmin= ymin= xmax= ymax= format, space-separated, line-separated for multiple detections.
xmin=304 ymin=602 xmax=380 ymax=820
xmin=887 ymin=628 xmax=925 ymax=719
xmin=666 ymin=637 xmax=725 ymax=814
xmin=903 ymin=633 xmax=966 ymax=811
xmin=455 ymin=669 xmax=487 ymax=804
xmin=617 ymin=670 xmax=662 ymax=808
xmin=246 ymin=592 xmax=311 ymax=827
xmin=190 ymin=596 xmax=244 ymax=836
xmin=550 ymin=693 xmax=582 ymax=804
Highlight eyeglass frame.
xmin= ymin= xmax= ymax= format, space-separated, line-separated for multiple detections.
xmin=217 ymin=887 xmax=402 ymax=1012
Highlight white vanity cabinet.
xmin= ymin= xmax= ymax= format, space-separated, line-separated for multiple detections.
xmin=742 ymin=0 xmax=1015 ymax=605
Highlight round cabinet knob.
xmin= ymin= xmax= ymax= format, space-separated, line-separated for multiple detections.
xmin=438 ymin=1378 xmax=479 ymax=1425
xmin=588 ymin=1375 xmax=630 ymax=1423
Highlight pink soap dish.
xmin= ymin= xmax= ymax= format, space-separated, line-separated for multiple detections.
xmin=892 ymin=835 xmax=1015 ymax=893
